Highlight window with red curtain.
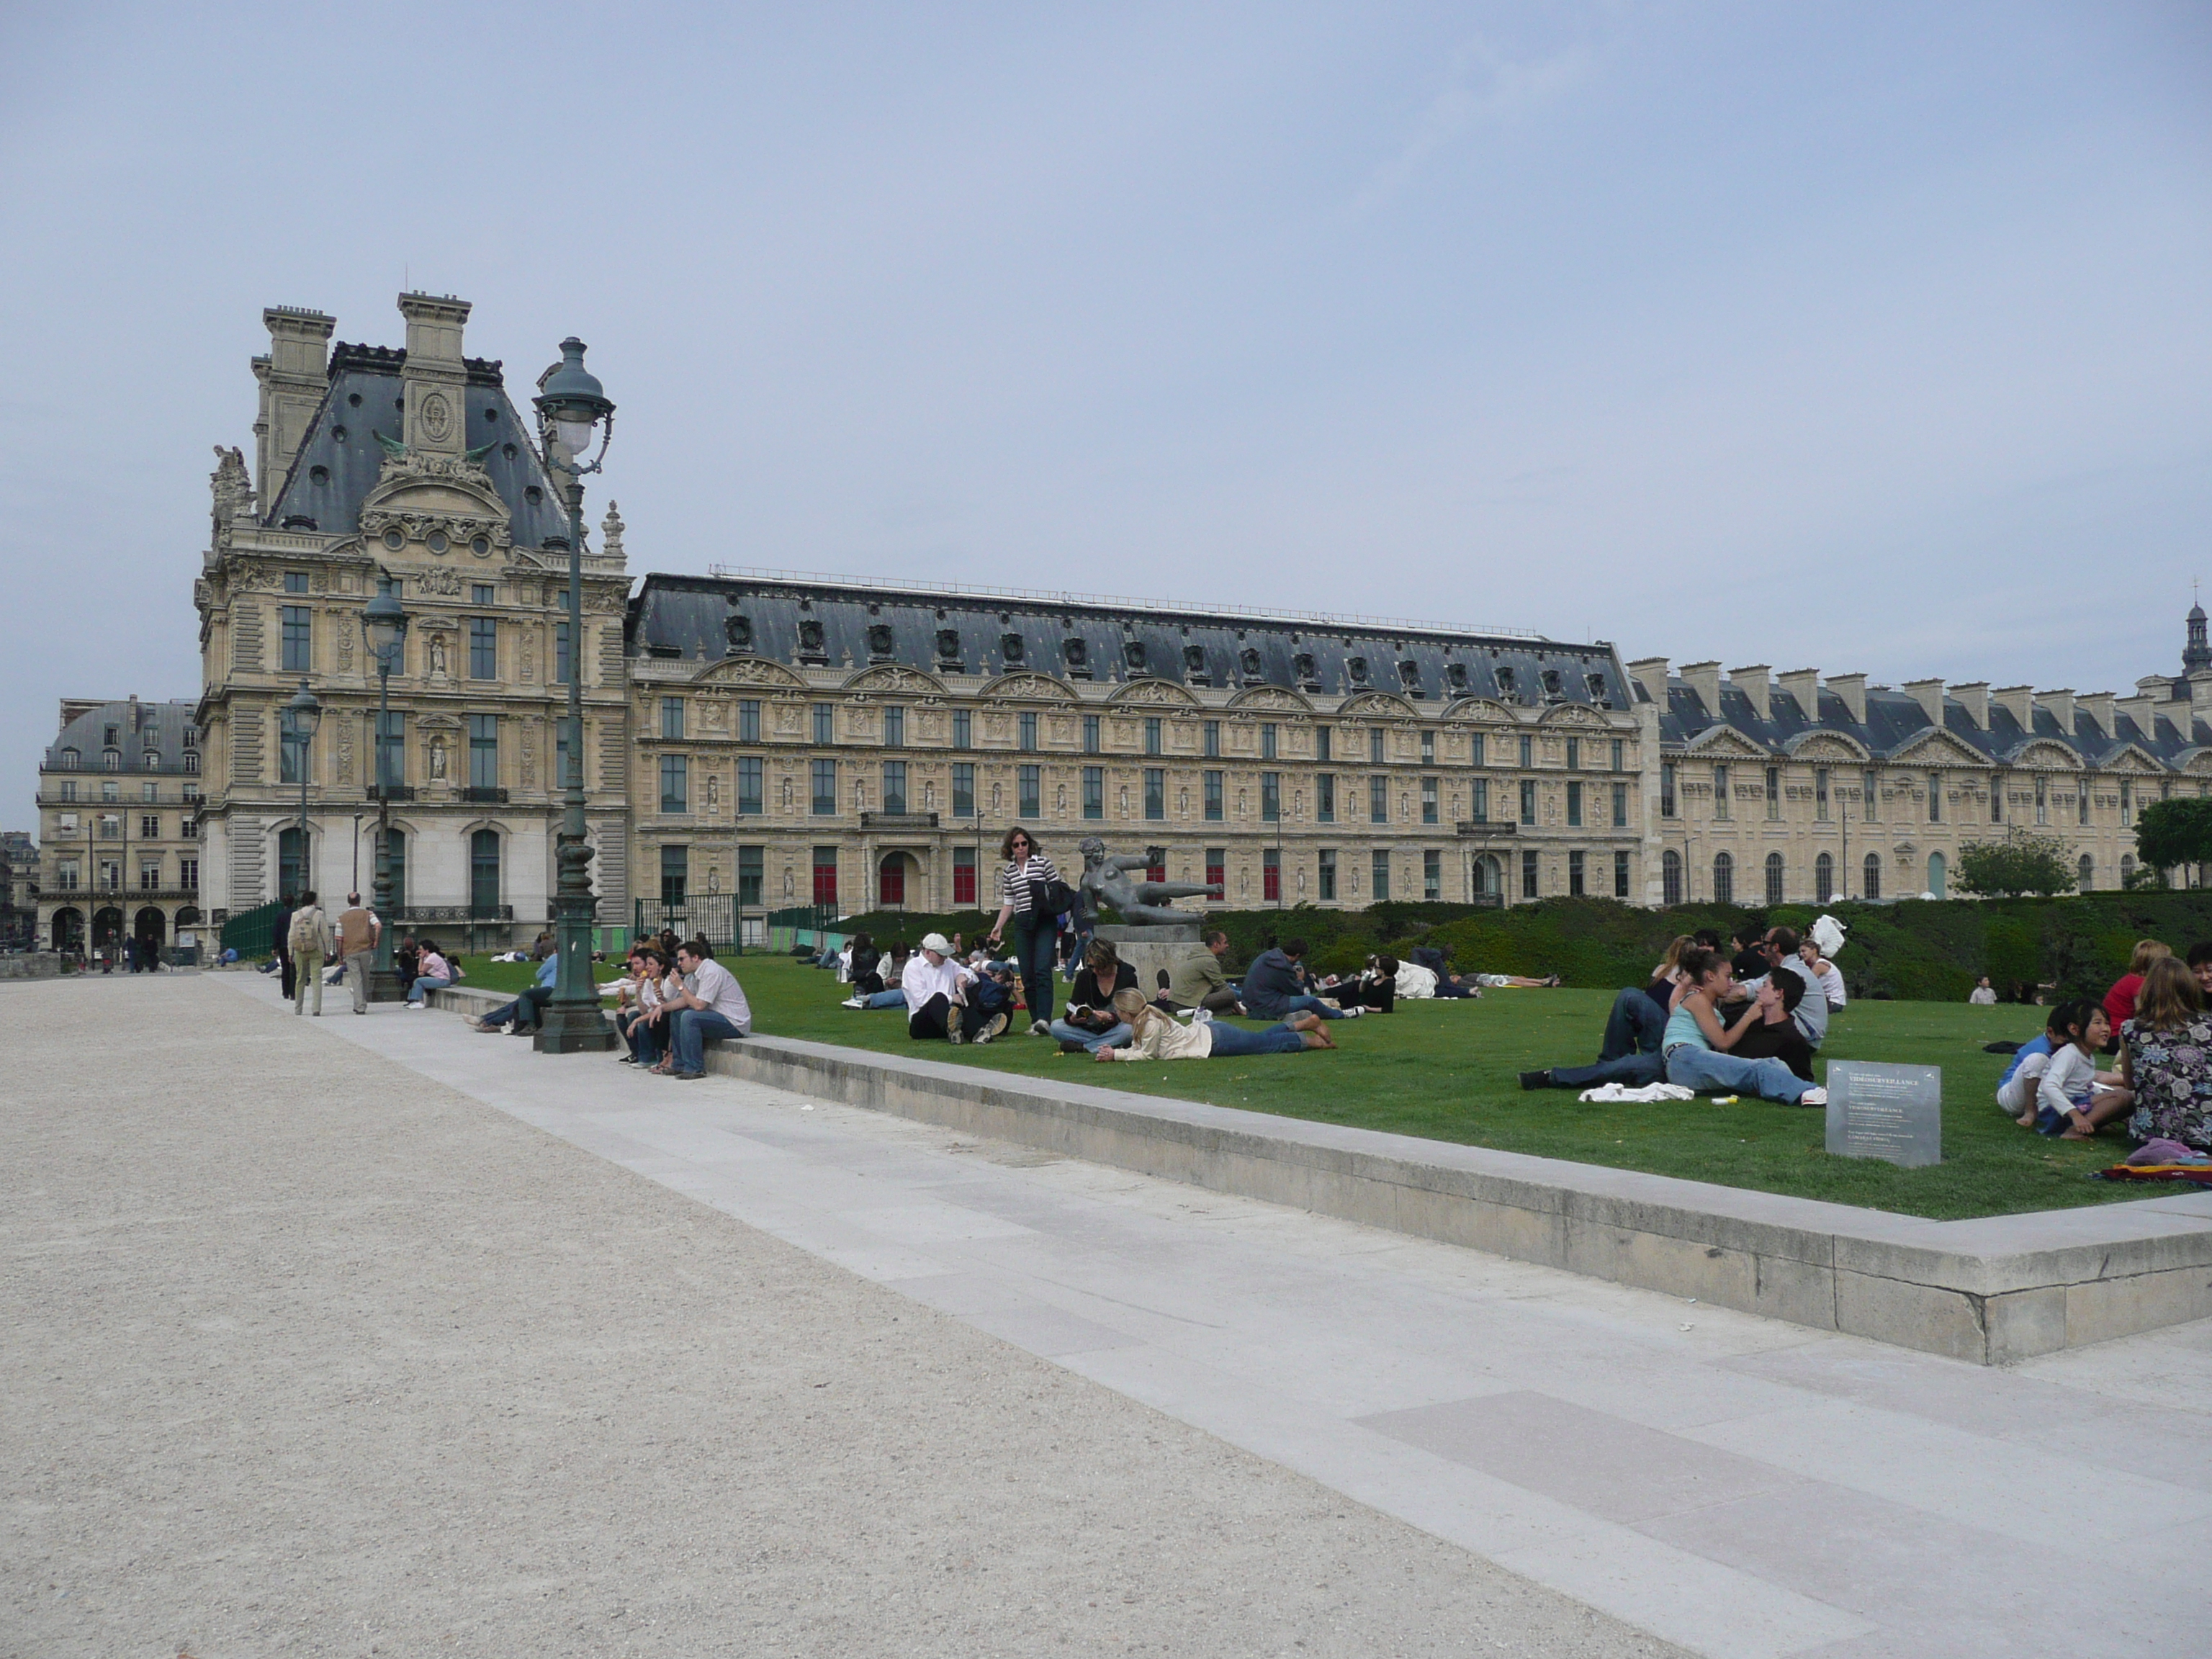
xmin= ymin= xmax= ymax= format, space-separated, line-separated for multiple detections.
xmin=953 ymin=848 xmax=976 ymax=907
xmin=878 ymin=855 xmax=904 ymax=906
xmin=1147 ymin=853 xmax=1166 ymax=882
xmin=1205 ymin=848 xmax=1225 ymax=895
xmin=1262 ymin=849 xmax=1280 ymax=902
xmin=811 ymin=846 xmax=837 ymax=908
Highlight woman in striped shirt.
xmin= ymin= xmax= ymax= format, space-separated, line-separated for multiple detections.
xmin=986 ymin=827 xmax=1062 ymax=1035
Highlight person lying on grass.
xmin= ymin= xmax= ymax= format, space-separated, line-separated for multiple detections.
xmin=1092 ymin=987 xmax=1334 ymax=1062
xmin=1661 ymin=948 xmax=1826 ymax=1107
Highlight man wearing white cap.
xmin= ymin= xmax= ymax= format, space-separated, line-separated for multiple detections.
xmin=904 ymin=932 xmax=982 ymax=1043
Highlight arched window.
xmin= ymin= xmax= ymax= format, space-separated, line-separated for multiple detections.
xmin=1815 ymin=851 xmax=1835 ymax=904
xmin=277 ymin=825 xmax=307 ymax=901
xmin=1927 ymin=850 xmax=1946 ymax=900
xmin=2077 ymin=853 xmax=2094 ymax=891
xmin=1475 ymin=854 xmax=1502 ymax=898
xmin=1765 ymin=851 xmax=1784 ymax=905
xmin=878 ymin=853 xmax=906 ymax=907
xmin=469 ymin=829 xmax=501 ymax=914
xmin=1863 ymin=852 xmax=1881 ymax=901
xmin=2121 ymin=853 xmax=2136 ymax=886
xmin=1661 ymin=849 xmax=1683 ymax=906
xmin=1712 ymin=850 xmax=1734 ymax=905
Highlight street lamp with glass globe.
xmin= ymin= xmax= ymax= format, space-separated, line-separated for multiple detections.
xmin=530 ymin=338 xmax=618 ymax=1052
xmin=361 ymin=573 xmax=408 ymax=999
xmin=286 ymin=680 xmax=321 ymax=898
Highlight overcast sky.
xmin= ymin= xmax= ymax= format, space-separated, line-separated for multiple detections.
xmin=2 ymin=2 xmax=2208 ymax=828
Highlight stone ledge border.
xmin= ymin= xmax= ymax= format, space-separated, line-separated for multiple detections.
xmin=427 ymin=986 xmax=2212 ymax=1364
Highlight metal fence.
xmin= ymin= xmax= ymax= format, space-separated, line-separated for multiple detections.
xmin=634 ymin=897 xmax=744 ymax=953
xmin=220 ymin=899 xmax=285 ymax=958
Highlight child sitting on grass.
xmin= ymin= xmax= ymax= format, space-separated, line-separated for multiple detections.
xmin=2032 ymin=1000 xmax=2127 ymax=1137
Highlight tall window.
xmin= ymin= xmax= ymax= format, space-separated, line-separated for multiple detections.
xmin=2119 ymin=779 xmax=2132 ymax=825
xmin=2035 ymin=773 xmax=2048 ymax=825
xmin=879 ymin=854 xmax=905 ymax=907
xmin=660 ymin=754 xmax=688 ymax=813
xmin=883 ymin=706 xmax=905 ymax=747
xmin=1468 ymin=732 xmax=1483 ymax=768
xmin=1017 ymin=764 xmax=1038 ymax=818
xmin=181 ymin=855 xmax=200 ymax=890
xmin=1519 ymin=733 xmax=1533 ymax=769
xmin=1371 ymin=850 xmax=1391 ymax=902
xmin=737 ymin=756 xmax=763 ymax=815
xmin=738 ymin=699 xmax=761 ymax=743
xmin=1611 ymin=739 xmax=1624 ymax=773
xmin=1370 ymin=775 xmax=1388 ymax=824
xmin=813 ymin=703 xmax=834 ymax=745
xmin=1370 ymin=727 xmax=1386 ymax=765
xmin=884 ymin=760 xmax=909 ymax=815
xmin=810 ymin=759 xmax=836 ymax=816
xmin=1815 ymin=850 xmax=1835 ymax=905
xmin=277 ymin=827 xmax=305 ymax=898
xmin=1421 ymin=729 xmax=1435 ymax=767
xmin=738 ymin=846 xmax=763 ymax=907
xmin=951 ymin=763 xmax=975 ymax=817
xmin=1613 ymin=850 xmax=1629 ymax=899
xmin=1082 ymin=767 xmax=1103 ymax=819
xmin=2079 ymin=853 xmax=2095 ymax=891
xmin=1663 ymin=848 xmax=1683 ymax=905
xmin=1206 ymin=848 xmax=1226 ymax=895
xmin=1565 ymin=737 xmax=1580 ymax=771
xmin=1318 ymin=848 xmax=1337 ymax=901
xmin=1864 ymin=768 xmax=1881 ymax=822
xmin=812 ymin=846 xmax=837 ymax=908
xmin=1203 ymin=720 xmax=1220 ymax=758
xmin=554 ymin=621 xmax=571 ymax=685
xmin=660 ymin=844 xmax=688 ymax=904
xmin=1712 ymin=850 xmax=1734 ymax=904
xmin=1863 ymin=853 xmax=1882 ymax=899
xmin=1473 ymin=853 xmax=1500 ymax=899
xmin=1765 ymin=851 xmax=1784 ymax=905
xmin=1316 ymin=726 xmax=1332 ymax=763
xmin=1421 ymin=776 xmax=1438 ymax=824
xmin=1660 ymin=763 xmax=1676 ymax=819
xmin=281 ymin=606 xmax=312 ymax=672
xmin=469 ymin=714 xmax=498 ymax=791
xmin=1083 ymin=715 xmax=1101 ymax=754
xmin=1815 ymin=768 xmax=1830 ymax=822
xmin=952 ymin=709 xmax=971 ymax=750
xmin=1568 ymin=850 xmax=1585 ymax=896
xmin=469 ymin=829 xmax=500 ymax=914
xmin=1521 ymin=848 xmax=1539 ymax=899
xmin=1565 ymin=781 xmax=1583 ymax=827
xmin=1423 ymin=848 xmax=1441 ymax=901
xmin=1259 ymin=723 xmax=1276 ymax=760
xmin=1712 ymin=764 xmax=1730 ymax=819
xmin=279 ymin=709 xmax=308 ymax=784
xmin=1020 ymin=712 xmax=1038 ymax=752
xmin=660 ymin=697 xmax=684 ymax=739
xmin=1148 ymin=718 xmax=1165 ymax=757
xmin=1990 ymin=773 xmax=2003 ymax=823
xmin=469 ymin=616 xmax=498 ymax=680
xmin=1315 ymin=773 xmax=1333 ymax=823
xmin=139 ymin=813 xmax=160 ymax=837
xmin=1928 ymin=770 xmax=1943 ymax=823
xmin=1518 ymin=779 xmax=1535 ymax=824
xmin=1766 ymin=765 xmax=1780 ymax=820
xmin=1611 ymin=782 xmax=1628 ymax=827
xmin=1259 ymin=771 xmax=1278 ymax=822
xmin=1264 ymin=848 xmax=1282 ymax=902
xmin=953 ymin=848 xmax=977 ymax=907
xmin=1468 ymin=777 xmax=1488 ymax=822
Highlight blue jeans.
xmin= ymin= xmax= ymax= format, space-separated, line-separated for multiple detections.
xmin=1205 ymin=1022 xmax=1307 ymax=1056
xmin=1051 ymin=1018 xmax=1130 ymax=1053
xmin=1549 ymin=1051 xmax=1665 ymax=1089
xmin=673 ymin=1010 xmax=745 ymax=1074
xmin=1600 ymin=986 xmax=1667 ymax=1061
xmin=621 ymin=1010 xmax=667 ymax=1065
xmin=408 ymin=974 xmax=451 ymax=1005
xmin=1664 ymin=1043 xmax=1814 ymax=1104
xmin=1254 ymin=994 xmax=1354 ymax=1021
xmin=863 ymin=988 xmax=907 ymax=1009
xmin=1010 ymin=913 xmax=1056 ymax=1025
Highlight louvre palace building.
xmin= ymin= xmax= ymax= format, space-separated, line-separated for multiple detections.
xmin=56 ymin=289 xmax=2206 ymax=953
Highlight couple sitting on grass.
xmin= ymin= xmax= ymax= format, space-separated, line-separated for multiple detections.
xmin=1995 ymin=954 xmax=2212 ymax=1150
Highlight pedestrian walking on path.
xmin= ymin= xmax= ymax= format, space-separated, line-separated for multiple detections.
xmin=287 ymin=891 xmax=334 ymax=1017
xmin=334 ymin=892 xmax=380 ymax=1014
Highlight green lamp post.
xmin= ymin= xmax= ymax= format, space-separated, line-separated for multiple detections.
xmin=286 ymin=680 xmax=321 ymax=898
xmin=361 ymin=572 xmax=408 ymax=1000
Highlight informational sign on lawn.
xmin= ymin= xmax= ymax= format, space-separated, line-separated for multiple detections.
xmin=1825 ymin=1061 xmax=1943 ymax=1168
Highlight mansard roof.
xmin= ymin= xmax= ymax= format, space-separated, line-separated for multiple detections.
xmin=1657 ymin=678 xmax=2211 ymax=773
xmin=627 ymin=571 xmax=1633 ymax=711
xmin=42 ymin=698 xmax=201 ymax=772
xmin=261 ymin=344 xmax=571 ymax=547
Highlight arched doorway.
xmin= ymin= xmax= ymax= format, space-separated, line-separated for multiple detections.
xmin=277 ymin=824 xmax=307 ymax=901
xmin=51 ymin=907 xmax=84 ymax=953
xmin=878 ymin=852 xmax=909 ymax=909
xmin=469 ymin=829 xmax=501 ymax=915
xmin=1926 ymin=852 xmax=1946 ymax=901
xmin=134 ymin=907 xmax=167 ymax=963
xmin=1474 ymin=854 xmax=1503 ymax=899
xmin=92 ymin=906 xmax=125 ymax=959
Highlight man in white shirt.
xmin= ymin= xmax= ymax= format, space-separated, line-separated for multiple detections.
xmin=665 ymin=941 xmax=752 ymax=1079
xmin=903 ymin=932 xmax=978 ymax=1043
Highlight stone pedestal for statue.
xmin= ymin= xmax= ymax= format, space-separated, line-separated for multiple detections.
xmin=1094 ymin=921 xmax=1202 ymax=1002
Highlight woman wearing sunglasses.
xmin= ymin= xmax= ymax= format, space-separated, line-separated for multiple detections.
xmin=986 ymin=827 xmax=1062 ymax=1035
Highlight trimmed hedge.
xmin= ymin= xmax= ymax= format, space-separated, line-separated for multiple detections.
xmin=832 ymin=893 xmax=2212 ymax=1003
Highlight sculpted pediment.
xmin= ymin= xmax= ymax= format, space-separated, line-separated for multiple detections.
xmin=1886 ymin=728 xmax=1986 ymax=766
xmin=2101 ymin=743 xmax=2165 ymax=774
xmin=1537 ymin=702 xmax=1606 ymax=727
xmin=842 ymin=664 xmax=947 ymax=696
xmin=1682 ymin=724 xmax=1770 ymax=759
xmin=2011 ymin=739 xmax=2083 ymax=770
xmin=979 ymin=672 xmax=1078 ymax=702
xmin=1783 ymin=730 xmax=1869 ymax=761
xmin=359 ymin=451 xmax=511 ymax=545
xmin=2177 ymin=747 xmax=2212 ymax=775
xmin=1336 ymin=691 xmax=1417 ymax=719
xmin=1225 ymin=684 xmax=1310 ymax=713
xmin=1109 ymin=678 xmax=1201 ymax=708
xmin=1443 ymin=697 xmax=1519 ymax=724
xmin=692 ymin=654 xmax=809 ymax=691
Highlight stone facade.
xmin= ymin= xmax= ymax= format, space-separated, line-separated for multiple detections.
xmin=34 ymin=698 xmax=207 ymax=961
xmin=193 ymin=296 xmax=631 ymax=943
xmin=1 ymin=829 xmax=40 ymax=949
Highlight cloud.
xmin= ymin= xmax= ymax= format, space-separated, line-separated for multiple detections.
xmin=1356 ymin=35 xmax=1593 ymax=209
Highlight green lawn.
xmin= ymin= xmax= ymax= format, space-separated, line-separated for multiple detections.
xmin=675 ymin=954 xmax=2133 ymax=1222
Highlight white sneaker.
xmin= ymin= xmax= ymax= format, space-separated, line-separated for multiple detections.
xmin=1341 ymin=1007 xmax=1362 ymax=1018
xmin=1799 ymin=1087 xmax=1827 ymax=1108
xmin=1192 ymin=1007 xmax=1213 ymax=1024
xmin=1030 ymin=1019 xmax=1050 ymax=1037
xmin=840 ymin=996 xmax=868 ymax=1009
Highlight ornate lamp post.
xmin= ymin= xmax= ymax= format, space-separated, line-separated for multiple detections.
xmin=286 ymin=680 xmax=322 ymax=898
xmin=361 ymin=573 xmax=409 ymax=999
xmin=531 ymin=338 xmax=617 ymax=1052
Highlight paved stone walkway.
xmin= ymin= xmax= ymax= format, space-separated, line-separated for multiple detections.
xmin=10 ymin=974 xmax=2211 ymax=1657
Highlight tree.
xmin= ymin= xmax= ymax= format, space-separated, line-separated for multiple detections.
xmin=2134 ymin=797 xmax=2212 ymax=876
xmin=1952 ymin=835 xmax=2078 ymax=898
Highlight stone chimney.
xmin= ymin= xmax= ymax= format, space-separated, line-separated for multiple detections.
xmin=1625 ymin=656 xmax=1671 ymax=706
xmin=1992 ymin=684 xmax=2033 ymax=730
xmin=254 ymin=305 xmax=334 ymax=511
xmin=1951 ymin=681 xmax=1988 ymax=729
xmin=1827 ymin=672 xmax=1868 ymax=725
xmin=2038 ymin=689 xmax=2076 ymax=737
xmin=2078 ymin=691 xmax=2116 ymax=738
xmin=1901 ymin=678 xmax=1946 ymax=729
xmin=2116 ymin=692 xmax=2159 ymax=741
xmin=1678 ymin=661 xmax=1723 ymax=722
xmin=397 ymin=292 xmax=472 ymax=458
xmin=1728 ymin=665 xmax=1772 ymax=722
xmin=1776 ymin=667 xmax=1820 ymax=721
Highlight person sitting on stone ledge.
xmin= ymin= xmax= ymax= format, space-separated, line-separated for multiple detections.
xmin=1242 ymin=938 xmax=1361 ymax=1022
xmin=1094 ymin=988 xmax=1334 ymax=1064
xmin=1052 ymin=938 xmax=1141 ymax=1053
xmin=660 ymin=939 xmax=752 ymax=1079
xmin=471 ymin=948 xmax=557 ymax=1035
xmin=405 ymin=938 xmax=459 ymax=1007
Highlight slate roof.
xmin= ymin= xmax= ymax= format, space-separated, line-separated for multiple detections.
xmin=43 ymin=700 xmax=202 ymax=773
xmin=1655 ymin=678 xmax=2212 ymax=773
xmin=262 ymin=344 xmax=572 ymax=547
xmin=628 ymin=572 xmax=1632 ymax=710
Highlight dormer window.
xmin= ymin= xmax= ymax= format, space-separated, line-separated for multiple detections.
xmin=143 ymin=751 xmax=160 ymax=770
xmin=58 ymin=748 xmax=78 ymax=770
xmin=1061 ymin=637 xmax=1089 ymax=677
xmin=1586 ymin=672 xmax=1611 ymax=708
xmin=797 ymin=619 xmax=826 ymax=661
xmin=1446 ymin=663 xmax=1469 ymax=693
xmin=1294 ymin=651 xmax=1319 ymax=688
xmin=999 ymin=631 xmax=1025 ymax=665
xmin=103 ymin=750 xmax=121 ymax=770
xmin=1495 ymin=665 xmax=1519 ymax=700
xmin=935 ymin=627 xmax=961 ymax=662
xmin=1240 ymin=647 xmax=1262 ymax=680
xmin=867 ymin=623 xmax=895 ymax=661
xmin=724 ymin=612 xmax=752 ymax=651
xmin=1540 ymin=669 xmax=1565 ymax=703
xmin=1347 ymin=655 xmax=1370 ymax=686
xmin=1398 ymin=660 xmax=1423 ymax=696
xmin=1124 ymin=639 xmax=1148 ymax=675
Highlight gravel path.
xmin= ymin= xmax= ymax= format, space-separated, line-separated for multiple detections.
xmin=1 ymin=976 xmax=1681 ymax=1658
